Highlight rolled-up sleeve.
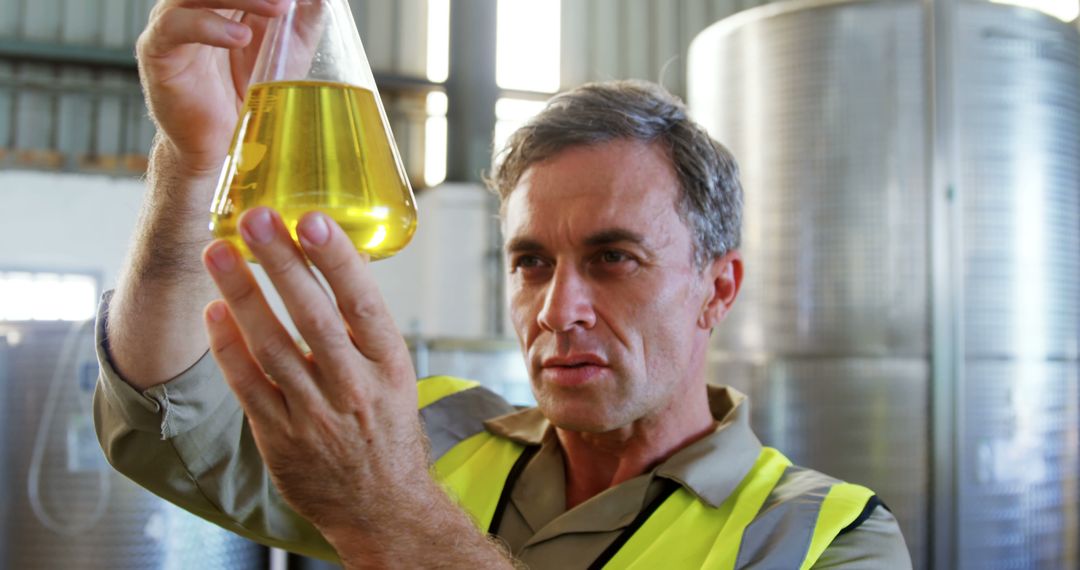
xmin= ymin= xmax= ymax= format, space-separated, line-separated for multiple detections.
xmin=92 ymin=290 xmax=338 ymax=561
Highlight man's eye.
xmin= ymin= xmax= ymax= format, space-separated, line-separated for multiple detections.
xmin=598 ymin=250 xmax=631 ymax=264
xmin=511 ymin=255 xmax=547 ymax=271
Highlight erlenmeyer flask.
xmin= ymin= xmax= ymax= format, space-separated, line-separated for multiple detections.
xmin=210 ymin=0 xmax=417 ymax=261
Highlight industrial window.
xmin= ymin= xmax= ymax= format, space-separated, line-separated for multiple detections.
xmin=496 ymin=0 xmax=561 ymax=92
xmin=990 ymin=0 xmax=1079 ymax=21
xmin=427 ymin=0 xmax=451 ymax=83
xmin=425 ymin=90 xmax=449 ymax=187
xmin=0 ymin=271 xmax=97 ymax=321
xmin=423 ymin=0 xmax=452 ymax=187
xmin=493 ymin=0 xmax=561 ymax=153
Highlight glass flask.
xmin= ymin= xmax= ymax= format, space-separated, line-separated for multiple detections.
xmin=210 ymin=0 xmax=417 ymax=261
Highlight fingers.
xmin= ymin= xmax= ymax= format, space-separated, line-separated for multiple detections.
xmin=205 ymin=300 xmax=287 ymax=424
xmin=203 ymin=239 xmax=321 ymax=406
xmin=295 ymin=211 xmax=410 ymax=370
xmin=236 ymin=209 xmax=362 ymax=375
xmin=140 ymin=8 xmax=252 ymax=57
xmin=140 ymin=1 xmax=287 ymax=58
xmin=173 ymin=0 xmax=286 ymax=11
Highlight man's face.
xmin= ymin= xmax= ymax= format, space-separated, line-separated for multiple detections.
xmin=504 ymin=139 xmax=730 ymax=433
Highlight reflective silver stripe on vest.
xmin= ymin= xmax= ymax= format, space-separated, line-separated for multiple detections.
xmin=733 ymin=465 xmax=837 ymax=568
xmin=419 ymin=385 xmax=516 ymax=462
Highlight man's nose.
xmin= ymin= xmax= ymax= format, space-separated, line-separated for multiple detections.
xmin=537 ymin=266 xmax=596 ymax=332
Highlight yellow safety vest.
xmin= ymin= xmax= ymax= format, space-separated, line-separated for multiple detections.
xmin=420 ymin=376 xmax=877 ymax=570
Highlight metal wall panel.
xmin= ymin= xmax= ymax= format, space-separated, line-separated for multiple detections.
xmin=23 ymin=0 xmax=62 ymax=41
xmin=13 ymin=65 xmax=56 ymax=152
xmin=395 ymin=0 xmax=428 ymax=78
xmin=0 ymin=0 xmax=433 ymax=173
xmin=351 ymin=0 xmax=427 ymax=76
xmin=361 ymin=0 xmax=397 ymax=71
xmin=591 ymin=0 xmax=623 ymax=80
xmin=0 ymin=62 xmax=13 ymax=149
xmin=61 ymin=0 xmax=97 ymax=44
xmin=680 ymin=0 xmax=719 ymax=95
xmin=625 ymin=0 xmax=652 ymax=80
xmin=0 ymin=0 xmax=154 ymax=168
xmin=0 ymin=0 xmax=20 ymax=36
xmin=101 ymin=0 xmax=134 ymax=48
xmin=651 ymin=0 xmax=681 ymax=88
xmin=95 ymin=71 xmax=132 ymax=158
xmin=560 ymin=0 xmax=778 ymax=97
xmin=561 ymin=0 xmax=591 ymax=86
xmin=56 ymin=66 xmax=94 ymax=159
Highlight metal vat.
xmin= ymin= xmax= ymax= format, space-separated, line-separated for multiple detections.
xmin=689 ymin=1 xmax=1080 ymax=568
xmin=0 ymin=321 xmax=267 ymax=568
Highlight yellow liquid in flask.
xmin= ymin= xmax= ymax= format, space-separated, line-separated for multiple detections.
xmin=210 ymin=81 xmax=417 ymax=261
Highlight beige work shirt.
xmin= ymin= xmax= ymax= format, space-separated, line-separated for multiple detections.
xmin=484 ymin=396 xmax=911 ymax=568
xmin=93 ymin=292 xmax=911 ymax=568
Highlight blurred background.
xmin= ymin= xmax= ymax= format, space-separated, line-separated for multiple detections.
xmin=0 ymin=0 xmax=1077 ymax=568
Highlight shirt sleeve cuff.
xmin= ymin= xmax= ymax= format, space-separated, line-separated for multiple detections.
xmin=94 ymin=289 xmax=232 ymax=439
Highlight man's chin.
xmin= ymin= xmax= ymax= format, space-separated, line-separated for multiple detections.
xmin=535 ymin=397 xmax=627 ymax=433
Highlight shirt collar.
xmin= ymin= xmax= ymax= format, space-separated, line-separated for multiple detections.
xmin=484 ymin=385 xmax=763 ymax=509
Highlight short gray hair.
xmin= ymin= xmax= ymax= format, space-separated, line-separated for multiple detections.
xmin=487 ymin=80 xmax=742 ymax=267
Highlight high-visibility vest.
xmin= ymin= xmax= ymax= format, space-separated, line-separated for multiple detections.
xmin=420 ymin=376 xmax=879 ymax=570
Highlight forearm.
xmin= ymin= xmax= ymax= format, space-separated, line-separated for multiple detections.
xmin=326 ymin=480 xmax=519 ymax=569
xmin=107 ymin=136 xmax=221 ymax=389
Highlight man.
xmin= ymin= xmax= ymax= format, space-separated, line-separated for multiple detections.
xmin=95 ymin=0 xmax=911 ymax=567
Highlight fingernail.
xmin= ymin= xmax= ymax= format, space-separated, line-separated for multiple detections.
xmin=298 ymin=212 xmax=330 ymax=247
xmin=242 ymin=208 xmax=275 ymax=245
xmin=207 ymin=242 xmax=236 ymax=272
xmin=207 ymin=301 xmax=227 ymax=323
xmin=226 ymin=22 xmax=249 ymax=41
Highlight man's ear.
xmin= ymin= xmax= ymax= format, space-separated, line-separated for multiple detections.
xmin=698 ymin=250 xmax=743 ymax=330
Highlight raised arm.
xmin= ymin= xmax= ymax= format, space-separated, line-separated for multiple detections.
xmin=106 ymin=0 xmax=289 ymax=388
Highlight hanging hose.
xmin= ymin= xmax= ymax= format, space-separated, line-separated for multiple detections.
xmin=26 ymin=318 xmax=111 ymax=536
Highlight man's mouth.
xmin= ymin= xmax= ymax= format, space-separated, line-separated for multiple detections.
xmin=539 ymin=354 xmax=609 ymax=386
xmin=541 ymin=354 xmax=608 ymax=368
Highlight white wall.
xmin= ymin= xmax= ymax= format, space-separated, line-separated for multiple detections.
xmin=0 ymin=170 xmax=145 ymax=287
xmin=0 ymin=170 xmax=498 ymax=339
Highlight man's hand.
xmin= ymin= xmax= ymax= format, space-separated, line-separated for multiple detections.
xmin=201 ymin=207 xmax=514 ymax=567
xmin=138 ymin=0 xmax=288 ymax=174
xmin=201 ymin=206 xmax=424 ymax=534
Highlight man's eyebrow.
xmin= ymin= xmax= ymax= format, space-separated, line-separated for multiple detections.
xmin=583 ymin=228 xmax=648 ymax=248
xmin=504 ymin=229 xmax=649 ymax=254
xmin=504 ymin=237 xmax=545 ymax=254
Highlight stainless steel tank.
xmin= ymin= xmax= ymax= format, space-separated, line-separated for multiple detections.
xmin=688 ymin=1 xmax=1080 ymax=568
xmin=1 ymin=321 xmax=267 ymax=568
